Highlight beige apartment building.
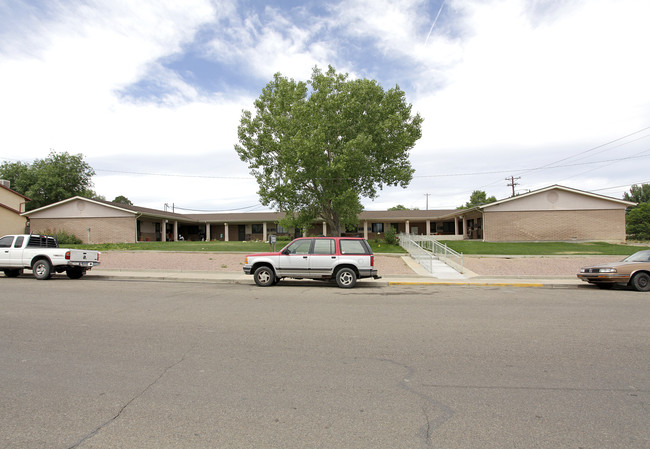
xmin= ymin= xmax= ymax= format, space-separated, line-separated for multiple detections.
xmin=19 ymin=185 xmax=634 ymax=244
xmin=0 ymin=181 xmax=30 ymax=236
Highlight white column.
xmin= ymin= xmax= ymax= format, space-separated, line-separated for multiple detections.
xmin=364 ymin=221 xmax=368 ymax=240
xmin=205 ymin=223 xmax=211 ymax=241
xmin=405 ymin=220 xmax=410 ymax=234
xmin=224 ymin=223 xmax=229 ymax=241
xmin=426 ymin=219 xmax=431 ymax=236
xmin=173 ymin=221 xmax=178 ymax=241
xmin=162 ymin=220 xmax=167 ymax=241
xmin=454 ymin=217 xmax=459 ymax=236
xmin=322 ymin=221 xmax=327 ymax=236
xmin=263 ymin=222 xmax=268 ymax=242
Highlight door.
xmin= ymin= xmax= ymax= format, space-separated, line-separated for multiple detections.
xmin=308 ymin=239 xmax=338 ymax=275
xmin=238 ymin=225 xmax=246 ymax=241
xmin=0 ymin=235 xmax=15 ymax=266
xmin=277 ymin=238 xmax=312 ymax=275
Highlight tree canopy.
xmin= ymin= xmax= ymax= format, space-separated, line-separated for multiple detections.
xmin=388 ymin=204 xmax=419 ymax=211
xmin=113 ymin=195 xmax=133 ymax=205
xmin=235 ymin=66 xmax=422 ymax=236
xmin=0 ymin=151 xmax=97 ymax=211
xmin=623 ymin=183 xmax=650 ymax=204
xmin=458 ymin=190 xmax=497 ymax=209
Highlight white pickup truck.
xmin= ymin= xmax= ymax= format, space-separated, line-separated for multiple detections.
xmin=0 ymin=234 xmax=100 ymax=280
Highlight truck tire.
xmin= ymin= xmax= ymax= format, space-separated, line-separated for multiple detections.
xmin=66 ymin=267 xmax=84 ymax=279
xmin=3 ymin=268 xmax=23 ymax=278
xmin=335 ymin=267 xmax=357 ymax=289
xmin=32 ymin=259 xmax=52 ymax=280
xmin=630 ymin=272 xmax=650 ymax=292
xmin=253 ymin=266 xmax=275 ymax=287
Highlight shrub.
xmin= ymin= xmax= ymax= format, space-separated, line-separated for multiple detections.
xmin=41 ymin=229 xmax=83 ymax=244
xmin=384 ymin=226 xmax=398 ymax=245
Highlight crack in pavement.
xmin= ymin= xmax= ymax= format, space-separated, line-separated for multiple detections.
xmin=377 ymin=358 xmax=455 ymax=449
xmin=66 ymin=346 xmax=195 ymax=449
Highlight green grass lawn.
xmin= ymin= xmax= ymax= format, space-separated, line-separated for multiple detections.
xmin=439 ymin=240 xmax=640 ymax=256
xmin=69 ymin=239 xmax=643 ymax=256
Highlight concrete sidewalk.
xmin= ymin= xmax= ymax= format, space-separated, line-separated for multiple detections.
xmin=86 ymin=268 xmax=585 ymax=288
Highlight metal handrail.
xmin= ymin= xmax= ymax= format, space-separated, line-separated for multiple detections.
xmin=399 ymin=233 xmax=464 ymax=274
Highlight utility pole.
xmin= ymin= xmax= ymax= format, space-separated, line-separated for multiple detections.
xmin=505 ymin=176 xmax=521 ymax=197
xmin=424 ymin=193 xmax=431 ymax=210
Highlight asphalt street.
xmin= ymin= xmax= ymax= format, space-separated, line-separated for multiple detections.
xmin=1 ymin=278 xmax=648 ymax=449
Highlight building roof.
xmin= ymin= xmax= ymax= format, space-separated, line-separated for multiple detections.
xmin=478 ymin=184 xmax=636 ymax=209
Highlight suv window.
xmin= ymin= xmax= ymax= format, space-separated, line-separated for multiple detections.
xmin=312 ymin=239 xmax=336 ymax=255
xmin=340 ymin=239 xmax=370 ymax=255
xmin=285 ymin=239 xmax=312 ymax=255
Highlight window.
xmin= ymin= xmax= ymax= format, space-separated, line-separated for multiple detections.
xmin=13 ymin=236 xmax=24 ymax=248
xmin=251 ymin=223 xmax=264 ymax=234
xmin=371 ymin=223 xmax=384 ymax=233
xmin=0 ymin=236 xmax=13 ymax=248
xmin=340 ymin=239 xmax=370 ymax=255
xmin=276 ymin=225 xmax=287 ymax=234
xmin=285 ymin=239 xmax=312 ymax=255
xmin=312 ymin=239 xmax=335 ymax=255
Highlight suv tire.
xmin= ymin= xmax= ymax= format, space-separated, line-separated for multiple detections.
xmin=335 ymin=267 xmax=357 ymax=289
xmin=254 ymin=266 xmax=275 ymax=287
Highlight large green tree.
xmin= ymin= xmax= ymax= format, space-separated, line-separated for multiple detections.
xmin=458 ymin=190 xmax=497 ymax=209
xmin=235 ymin=66 xmax=422 ymax=236
xmin=0 ymin=151 xmax=97 ymax=210
xmin=626 ymin=203 xmax=650 ymax=240
xmin=624 ymin=183 xmax=650 ymax=204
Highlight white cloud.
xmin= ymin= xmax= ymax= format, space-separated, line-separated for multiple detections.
xmin=1 ymin=0 xmax=649 ymax=211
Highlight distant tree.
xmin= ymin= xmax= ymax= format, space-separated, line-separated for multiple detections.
xmin=0 ymin=151 xmax=96 ymax=210
xmin=388 ymin=204 xmax=419 ymax=211
xmin=113 ymin=195 xmax=133 ymax=205
xmin=623 ymin=183 xmax=650 ymax=204
xmin=236 ymin=65 xmax=422 ymax=236
xmin=458 ymin=190 xmax=497 ymax=209
xmin=626 ymin=203 xmax=650 ymax=240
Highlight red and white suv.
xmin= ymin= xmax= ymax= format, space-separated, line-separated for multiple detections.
xmin=243 ymin=237 xmax=380 ymax=288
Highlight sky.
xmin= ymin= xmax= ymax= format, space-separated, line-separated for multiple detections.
xmin=1 ymin=0 xmax=649 ymax=213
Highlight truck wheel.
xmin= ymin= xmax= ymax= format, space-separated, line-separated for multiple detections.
xmin=3 ymin=268 xmax=23 ymax=278
xmin=66 ymin=267 xmax=84 ymax=279
xmin=335 ymin=267 xmax=357 ymax=289
xmin=32 ymin=259 xmax=52 ymax=280
xmin=254 ymin=266 xmax=275 ymax=287
xmin=630 ymin=272 xmax=650 ymax=292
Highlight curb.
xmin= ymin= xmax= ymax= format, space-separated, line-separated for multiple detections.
xmin=87 ymin=271 xmax=584 ymax=289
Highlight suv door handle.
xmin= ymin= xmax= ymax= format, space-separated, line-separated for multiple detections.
xmin=302 ymin=256 xmax=308 ymax=259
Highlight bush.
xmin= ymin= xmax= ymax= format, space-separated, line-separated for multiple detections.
xmin=40 ymin=229 xmax=83 ymax=245
xmin=384 ymin=226 xmax=398 ymax=245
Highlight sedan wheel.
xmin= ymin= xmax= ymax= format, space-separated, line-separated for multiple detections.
xmin=254 ymin=266 xmax=275 ymax=287
xmin=335 ymin=267 xmax=357 ymax=289
xmin=630 ymin=272 xmax=650 ymax=292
